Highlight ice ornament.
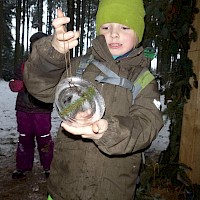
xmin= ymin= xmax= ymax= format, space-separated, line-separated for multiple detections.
xmin=55 ymin=77 xmax=105 ymax=127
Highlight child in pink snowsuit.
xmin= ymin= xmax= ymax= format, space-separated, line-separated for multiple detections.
xmin=9 ymin=32 xmax=54 ymax=179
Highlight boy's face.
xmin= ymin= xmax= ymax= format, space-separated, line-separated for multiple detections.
xmin=99 ymin=23 xmax=138 ymax=56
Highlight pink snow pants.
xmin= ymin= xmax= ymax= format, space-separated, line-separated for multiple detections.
xmin=16 ymin=111 xmax=54 ymax=171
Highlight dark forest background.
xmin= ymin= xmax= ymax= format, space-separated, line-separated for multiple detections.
xmin=0 ymin=0 xmax=199 ymax=199
xmin=0 ymin=0 xmax=99 ymax=77
xmin=0 ymin=0 xmax=198 ymax=83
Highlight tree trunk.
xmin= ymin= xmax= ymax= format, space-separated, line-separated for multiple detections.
xmin=80 ymin=0 xmax=86 ymax=55
xmin=0 ymin=0 xmax=3 ymax=77
xmin=14 ymin=0 xmax=22 ymax=68
xmin=67 ymin=0 xmax=74 ymax=57
xmin=21 ymin=0 xmax=26 ymax=56
xmin=47 ymin=0 xmax=53 ymax=35
xmin=75 ymin=0 xmax=81 ymax=56
xmin=38 ymin=0 xmax=43 ymax=31
xmin=26 ymin=1 xmax=30 ymax=52
xmin=86 ymin=0 xmax=90 ymax=49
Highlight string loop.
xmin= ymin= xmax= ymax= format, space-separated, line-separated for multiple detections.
xmin=63 ymin=33 xmax=72 ymax=77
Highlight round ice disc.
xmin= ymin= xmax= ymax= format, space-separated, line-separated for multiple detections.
xmin=55 ymin=76 xmax=105 ymax=126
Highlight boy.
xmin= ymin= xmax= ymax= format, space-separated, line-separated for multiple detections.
xmin=23 ymin=0 xmax=163 ymax=199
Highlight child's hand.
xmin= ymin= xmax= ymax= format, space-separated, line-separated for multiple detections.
xmin=52 ymin=9 xmax=80 ymax=54
xmin=9 ymin=79 xmax=24 ymax=92
xmin=61 ymin=119 xmax=108 ymax=140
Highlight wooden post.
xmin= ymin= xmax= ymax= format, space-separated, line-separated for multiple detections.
xmin=179 ymin=1 xmax=200 ymax=184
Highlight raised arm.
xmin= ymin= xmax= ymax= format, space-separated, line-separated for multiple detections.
xmin=52 ymin=9 xmax=80 ymax=54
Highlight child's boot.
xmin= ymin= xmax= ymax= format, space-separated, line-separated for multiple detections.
xmin=12 ymin=169 xmax=26 ymax=179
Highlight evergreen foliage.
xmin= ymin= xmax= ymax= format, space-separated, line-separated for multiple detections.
xmin=1 ymin=0 xmax=15 ymax=80
xmin=143 ymin=0 xmax=198 ymax=164
xmin=0 ymin=0 xmax=98 ymax=80
xmin=59 ymin=86 xmax=96 ymax=118
xmin=136 ymin=0 xmax=199 ymax=198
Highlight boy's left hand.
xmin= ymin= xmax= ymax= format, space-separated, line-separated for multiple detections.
xmin=61 ymin=119 xmax=108 ymax=140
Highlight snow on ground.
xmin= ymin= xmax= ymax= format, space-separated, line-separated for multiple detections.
xmin=148 ymin=96 xmax=170 ymax=153
xmin=0 ymin=79 xmax=170 ymax=159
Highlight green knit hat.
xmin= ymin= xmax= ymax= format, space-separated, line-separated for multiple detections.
xmin=96 ymin=0 xmax=145 ymax=43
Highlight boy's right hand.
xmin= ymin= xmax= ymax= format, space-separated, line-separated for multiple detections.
xmin=61 ymin=119 xmax=108 ymax=140
xmin=52 ymin=9 xmax=80 ymax=54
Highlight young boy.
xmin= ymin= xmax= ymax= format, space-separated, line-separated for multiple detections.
xmin=23 ymin=0 xmax=163 ymax=199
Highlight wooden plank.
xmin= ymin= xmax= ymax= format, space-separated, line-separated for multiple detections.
xmin=179 ymin=1 xmax=200 ymax=184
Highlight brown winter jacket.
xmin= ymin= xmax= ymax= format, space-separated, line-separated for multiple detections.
xmin=23 ymin=35 xmax=163 ymax=200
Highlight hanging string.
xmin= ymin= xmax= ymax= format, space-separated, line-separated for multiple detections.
xmin=63 ymin=33 xmax=72 ymax=77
